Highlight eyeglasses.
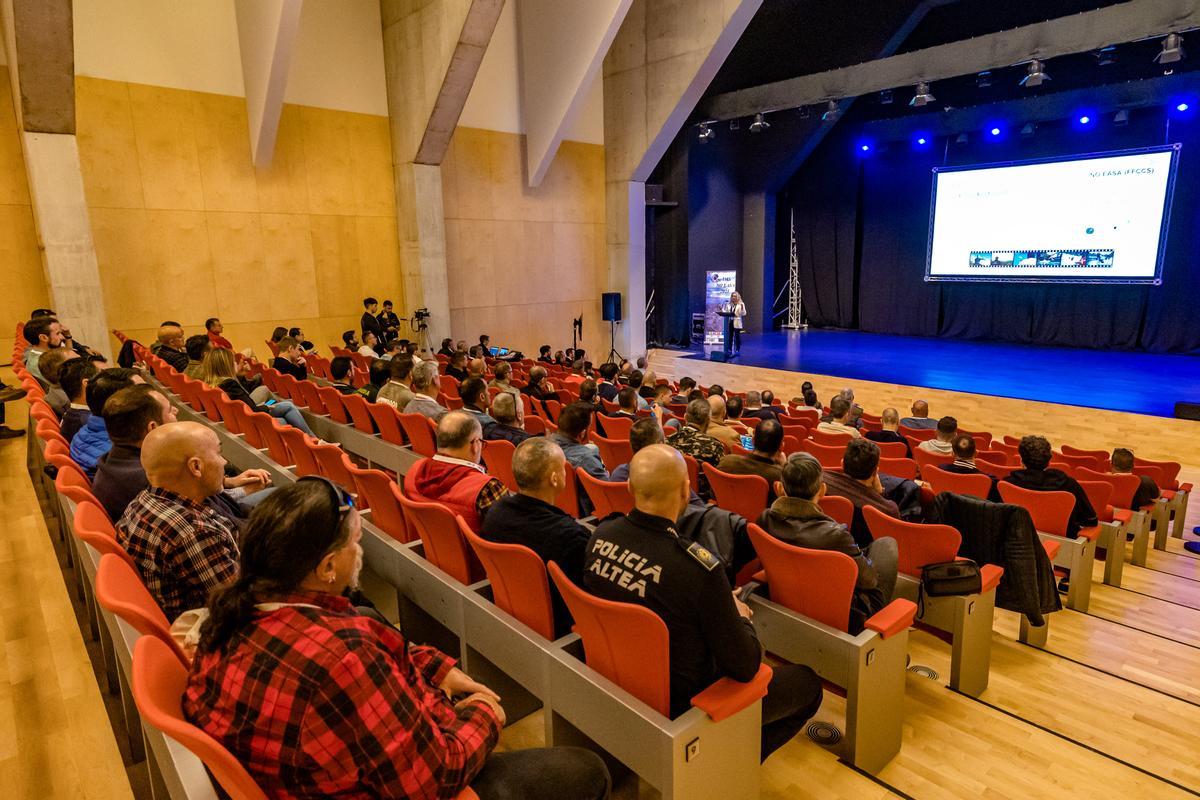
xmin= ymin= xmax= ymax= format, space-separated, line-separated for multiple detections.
xmin=298 ymin=475 xmax=355 ymax=528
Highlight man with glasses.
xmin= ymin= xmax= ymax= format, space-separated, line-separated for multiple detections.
xmin=404 ymin=411 xmax=509 ymax=530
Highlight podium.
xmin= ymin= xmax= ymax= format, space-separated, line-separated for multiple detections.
xmin=717 ymin=310 xmax=737 ymax=360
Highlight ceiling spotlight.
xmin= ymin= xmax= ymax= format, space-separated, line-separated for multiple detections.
xmin=989 ymin=126 xmax=1002 ymax=137
xmin=1021 ymin=122 xmax=1036 ymax=137
xmin=697 ymin=122 xmax=714 ymax=142
xmin=910 ymin=81 xmax=935 ymax=107
xmin=1155 ymin=33 xmax=1185 ymax=65
xmin=976 ymin=71 xmax=992 ymax=88
xmin=955 ymin=132 xmax=969 ymax=145
xmin=1078 ymin=114 xmax=1091 ymax=125
xmin=880 ymin=89 xmax=894 ymax=105
xmin=798 ymin=105 xmax=811 ymax=119
xmin=1113 ymin=109 xmax=1129 ymax=126
xmin=1020 ymin=59 xmax=1050 ymax=87
xmin=821 ymin=100 xmax=841 ymax=122
xmin=749 ymin=113 xmax=770 ymax=133
xmin=1094 ymin=46 xmax=1117 ymax=66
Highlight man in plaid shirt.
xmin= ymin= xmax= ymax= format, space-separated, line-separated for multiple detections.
xmin=185 ymin=478 xmax=610 ymax=799
xmin=117 ymin=423 xmax=251 ymax=621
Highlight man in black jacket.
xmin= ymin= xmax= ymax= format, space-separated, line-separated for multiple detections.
xmin=1111 ymin=447 xmax=1160 ymax=509
xmin=484 ymin=392 xmax=535 ymax=444
xmin=272 ymin=337 xmax=308 ymax=381
xmin=360 ymin=297 xmax=384 ymax=345
xmin=583 ymin=444 xmax=822 ymax=760
xmin=864 ymin=408 xmax=912 ymax=457
xmin=376 ymin=299 xmax=401 ymax=343
xmin=1006 ymin=435 xmax=1097 ymax=539
xmin=92 ymin=386 xmax=178 ymax=521
xmin=758 ymin=453 xmax=897 ymax=632
xmin=481 ymin=438 xmax=588 ymax=636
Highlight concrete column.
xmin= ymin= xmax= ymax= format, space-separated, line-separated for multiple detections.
xmin=380 ymin=0 xmax=502 ymax=339
xmin=740 ymin=191 xmax=775 ymax=335
xmin=2 ymin=0 xmax=111 ymax=353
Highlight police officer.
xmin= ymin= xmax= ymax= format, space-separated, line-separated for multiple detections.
xmin=582 ymin=444 xmax=823 ymax=761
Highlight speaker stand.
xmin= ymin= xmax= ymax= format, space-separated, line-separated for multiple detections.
xmin=606 ymin=320 xmax=623 ymax=364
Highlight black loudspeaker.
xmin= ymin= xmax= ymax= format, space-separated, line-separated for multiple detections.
xmin=709 ymin=351 xmax=728 ymax=363
xmin=1175 ymin=401 xmax=1200 ymax=420
xmin=602 ymin=292 xmax=622 ymax=322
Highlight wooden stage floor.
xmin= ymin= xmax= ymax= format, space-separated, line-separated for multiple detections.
xmin=7 ymin=358 xmax=1200 ymax=799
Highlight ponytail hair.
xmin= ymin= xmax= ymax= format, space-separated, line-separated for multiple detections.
xmin=196 ymin=479 xmax=352 ymax=654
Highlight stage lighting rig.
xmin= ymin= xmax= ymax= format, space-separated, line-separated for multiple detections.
xmin=976 ymin=71 xmax=992 ymax=88
xmin=909 ymin=81 xmax=935 ymax=107
xmin=821 ymin=100 xmax=841 ymax=122
xmin=1155 ymin=33 xmax=1185 ymax=65
xmin=879 ymin=89 xmax=893 ymax=105
xmin=1094 ymin=46 xmax=1117 ymax=66
xmin=749 ymin=113 xmax=770 ymax=132
xmin=1020 ymin=59 xmax=1050 ymax=87
xmin=697 ymin=122 xmax=714 ymax=142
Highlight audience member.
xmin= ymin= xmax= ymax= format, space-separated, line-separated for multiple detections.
xmin=380 ymin=339 xmax=407 ymax=360
xmin=918 ymin=416 xmax=958 ymax=456
xmin=358 ymin=331 xmax=382 ymax=358
xmin=583 ymin=444 xmax=821 ymax=758
xmin=445 ymin=351 xmax=469 ymax=382
xmin=707 ymin=383 xmax=725 ymax=398
xmin=638 ymin=370 xmax=659 ymax=402
xmin=578 ymin=379 xmax=600 ymax=407
xmin=613 ymin=386 xmax=640 ymax=419
xmin=537 ymin=345 xmax=553 ymax=363
xmin=459 ymin=377 xmax=496 ymax=430
xmin=802 ymin=389 xmax=819 ymax=409
xmin=485 ymin=392 xmax=534 ymax=444
xmin=1112 ymin=448 xmax=1160 ymax=508
xmin=718 ymin=418 xmax=786 ymax=502
xmin=356 ymin=359 xmax=389 ymax=402
xmin=551 ymin=403 xmax=607 ymax=481
xmin=726 ymin=395 xmax=744 ymax=422
xmin=200 ymin=348 xmax=314 ymax=435
xmin=488 ymin=361 xmax=520 ymax=401
xmin=71 ymin=367 xmax=143 ymax=476
xmin=117 ymin=423 xmax=243 ymax=621
xmin=596 ymin=363 xmax=620 ymax=401
xmin=328 ymin=356 xmax=358 ymax=394
xmin=667 ymin=400 xmax=725 ymax=499
xmin=437 ymin=337 xmax=455 ymax=357
xmin=900 ymin=400 xmax=937 ymax=430
xmin=23 ymin=316 xmax=64 ymax=382
xmin=272 ymin=337 xmax=308 ymax=380
xmin=627 ymin=370 xmax=650 ymax=409
xmin=467 ymin=358 xmax=486 ymax=381
xmin=816 ymin=397 xmax=861 ymax=438
xmin=204 ymin=317 xmax=232 ymax=350
xmin=822 ymin=439 xmax=902 ymax=548
xmin=671 ymin=377 xmax=697 ymax=404
xmin=376 ymin=357 xmax=415 ymax=410
xmin=184 ymin=478 xmax=608 ymax=799
xmin=92 ymin=386 xmax=179 ymax=520
xmin=1007 ymin=436 xmax=1098 ymax=539
xmin=522 ymin=366 xmax=555 ymax=413
xmin=760 ymin=390 xmax=785 ymax=420
xmin=635 ymin=355 xmax=648 ymax=371
xmin=405 ymin=361 xmax=449 ymax=421
xmin=705 ymin=395 xmax=742 ymax=449
xmin=742 ymin=391 xmax=777 ymax=422
xmin=864 ymin=408 xmax=912 ymax=456
xmin=405 ymin=411 xmax=508 ymax=528
xmin=59 ymin=359 xmax=99 ymax=443
xmin=341 ymin=330 xmax=360 ymax=352
xmin=360 ymin=297 xmax=384 ymax=346
xmin=154 ymin=324 xmax=189 ymax=372
xmin=481 ymin=438 xmax=592 ymax=635
xmin=759 ymin=453 xmax=898 ymax=633
xmin=183 ymin=334 xmax=211 ymax=380
xmin=39 ymin=347 xmax=79 ymax=417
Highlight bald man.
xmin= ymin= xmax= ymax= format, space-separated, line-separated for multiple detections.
xmin=118 ymin=422 xmax=243 ymax=621
xmin=705 ymin=395 xmax=742 ymax=449
xmin=155 ymin=324 xmax=188 ymax=372
xmin=467 ymin=357 xmax=487 ymax=380
xmin=481 ymin=438 xmax=590 ymax=636
xmin=404 ymin=410 xmax=508 ymax=530
xmin=583 ymin=445 xmax=822 ymax=760
xmin=900 ymin=400 xmax=937 ymax=430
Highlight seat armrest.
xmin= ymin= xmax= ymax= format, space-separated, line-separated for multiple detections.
xmin=1159 ymin=490 xmax=1176 ymax=501
xmin=980 ymin=564 xmax=1003 ymax=593
xmin=1110 ymin=507 xmax=1132 ymax=524
xmin=1179 ymin=482 xmax=1192 ymax=493
xmin=690 ymin=663 xmax=773 ymax=722
xmin=1042 ymin=540 xmax=1062 ymax=560
xmin=1076 ymin=525 xmax=1100 ymax=542
xmin=864 ymin=599 xmax=917 ymax=639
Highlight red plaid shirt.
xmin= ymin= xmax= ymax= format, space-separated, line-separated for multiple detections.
xmin=117 ymin=487 xmax=239 ymax=622
xmin=184 ymin=591 xmax=501 ymax=799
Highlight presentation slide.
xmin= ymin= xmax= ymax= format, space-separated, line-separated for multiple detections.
xmin=926 ymin=146 xmax=1178 ymax=284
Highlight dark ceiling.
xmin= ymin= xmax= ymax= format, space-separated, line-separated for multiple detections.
xmin=707 ymin=0 xmax=1157 ymax=107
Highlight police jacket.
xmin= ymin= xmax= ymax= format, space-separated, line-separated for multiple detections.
xmin=583 ymin=509 xmax=762 ymax=717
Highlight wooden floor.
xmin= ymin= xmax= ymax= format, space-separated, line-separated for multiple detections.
xmin=8 ymin=354 xmax=1200 ymax=799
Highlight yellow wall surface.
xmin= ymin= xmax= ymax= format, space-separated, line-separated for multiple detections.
xmin=74 ymin=76 xmax=404 ymax=358
xmin=0 ymin=67 xmax=52 ymax=358
xmin=441 ymin=126 xmax=607 ymax=359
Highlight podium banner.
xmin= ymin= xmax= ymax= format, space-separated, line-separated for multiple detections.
xmin=704 ymin=270 xmax=737 ymax=344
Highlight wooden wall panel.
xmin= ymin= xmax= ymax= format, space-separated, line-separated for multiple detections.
xmin=128 ymin=84 xmax=205 ymax=211
xmin=0 ymin=70 xmax=32 ymax=206
xmin=74 ymin=77 xmax=402 ymax=359
xmin=443 ymin=126 xmax=608 ymax=358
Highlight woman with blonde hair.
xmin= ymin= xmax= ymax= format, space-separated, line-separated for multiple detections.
xmin=200 ymin=348 xmax=314 ymax=435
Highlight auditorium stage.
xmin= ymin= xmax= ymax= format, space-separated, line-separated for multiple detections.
xmin=682 ymin=329 xmax=1200 ymax=418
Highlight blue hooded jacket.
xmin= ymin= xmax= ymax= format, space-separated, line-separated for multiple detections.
xmin=70 ymin=414 xmax=111 ymax=477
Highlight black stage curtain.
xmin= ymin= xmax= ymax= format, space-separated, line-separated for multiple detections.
xmin=783 ymin=110 xmax=1200 ymax=353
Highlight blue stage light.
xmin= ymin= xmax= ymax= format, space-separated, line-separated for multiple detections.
xmin=989 ymin=127 xmax=1001 ymax=136
xmin=917 ymin=137 xmax=927 ymax=145
xmin=1079 ymin=115 xmax=1091 ymax=125
xmin=1178 ymin=102 xmax=1189 ymax=112
xmin=861 ymin=143 xmax=870 ymax=152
